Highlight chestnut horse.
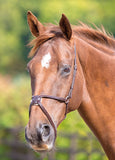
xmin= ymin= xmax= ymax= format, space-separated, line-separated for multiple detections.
xmin=25 ymin=11 xmax=115 ymax=160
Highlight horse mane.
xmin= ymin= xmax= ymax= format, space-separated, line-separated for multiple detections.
xmin=28 ymin=23 xmax=115 ymax=57
xmin=74 ymin=22 xmax=115 ymax=49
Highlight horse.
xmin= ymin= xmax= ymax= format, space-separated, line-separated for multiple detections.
xmin=25 ymin=11 xmax=115 ymax=160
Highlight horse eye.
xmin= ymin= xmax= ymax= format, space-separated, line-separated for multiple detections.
xmin=63 ymin=67 xmax=70 ymax=73
xmin=59 ymin=64 xmax=71 ymax=76
xmin=61 ymin=65 xmax=71 ymax=76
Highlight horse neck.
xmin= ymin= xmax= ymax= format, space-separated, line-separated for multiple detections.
xmin=75 ymin=37 xmax=115 ymax=159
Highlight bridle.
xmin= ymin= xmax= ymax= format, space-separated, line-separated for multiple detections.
xmin=29 ymin=43 xmax=77 ymax=140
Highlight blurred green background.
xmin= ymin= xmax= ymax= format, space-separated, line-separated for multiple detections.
xmin=0 ymin=0 xmax=114 ymax=159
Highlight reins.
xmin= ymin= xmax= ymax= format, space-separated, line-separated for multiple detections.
xmin=29 ymin=43 xmax=77 ymax=140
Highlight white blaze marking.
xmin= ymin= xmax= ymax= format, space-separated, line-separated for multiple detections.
xmin=41 ymin=52 xmax=51 ymax=69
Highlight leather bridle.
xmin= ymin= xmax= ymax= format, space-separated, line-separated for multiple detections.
xmin=29 ymin=43 xmax=77 ymax=140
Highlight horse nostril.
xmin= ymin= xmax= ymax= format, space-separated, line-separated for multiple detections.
xmin=41 ymin=124 xmax=50 ymax=137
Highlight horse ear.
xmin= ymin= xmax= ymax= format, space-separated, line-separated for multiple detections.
xmin=59 ymin=14 xmax=72 ymax=40
xmin=27 ymin=11 xmax=45 ymax=37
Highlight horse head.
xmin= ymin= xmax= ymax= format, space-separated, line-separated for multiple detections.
xmin=25 ymin=11 xmax=84 ymax=152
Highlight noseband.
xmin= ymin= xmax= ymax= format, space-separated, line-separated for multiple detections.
xmin=29 ymin=43 xmax=77 ymax=139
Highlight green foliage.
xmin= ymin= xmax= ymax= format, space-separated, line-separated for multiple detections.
xmin=56 ymin=153 xmax=69 ymax=160
xmin=0 ymin=75 xmax=30 ymax=127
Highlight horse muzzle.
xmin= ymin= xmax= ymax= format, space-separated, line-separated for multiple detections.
xmin=25 ymin=122 xmax=56 ymax=152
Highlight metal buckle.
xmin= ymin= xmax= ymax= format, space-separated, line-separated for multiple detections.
xmin=65 ymin=96 xmax=70 ymax=104
xmin=31 ymin=95 xmax=41 ymax=105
